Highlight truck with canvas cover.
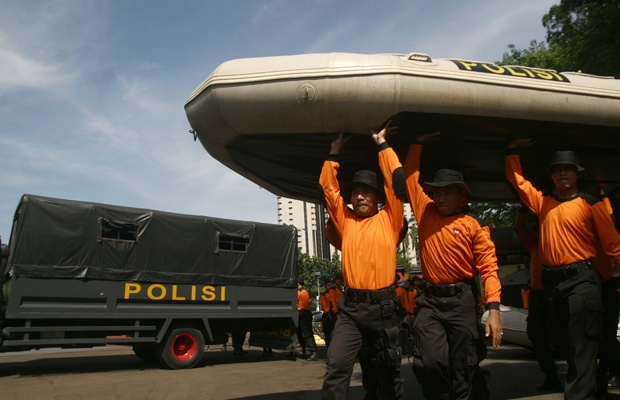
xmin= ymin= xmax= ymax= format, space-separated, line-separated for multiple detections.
xmin=0 ymin=194 xmax=298 ymax=369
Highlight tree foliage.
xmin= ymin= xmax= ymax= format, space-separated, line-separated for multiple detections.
xmin=469 ymin=202 xmax=521 ymax=228
xmin=544 ymin=0 xmax=620 ymax=77
xmin=297 ymin=250 xmax=342 ymax=299
xmin=499 ymin=40 xmax=560 ymax=70
xmin=500 ymin=0 xmax=620 ymax=77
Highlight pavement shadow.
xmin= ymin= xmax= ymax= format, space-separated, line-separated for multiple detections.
xmin=0 ymin=346 xmax=322 ymax=377
xmin=0 ymin=353 xmax=156 ymax=377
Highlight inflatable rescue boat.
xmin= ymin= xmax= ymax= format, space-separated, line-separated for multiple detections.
xmin=184 ymin=52 xmax=620 ymax=203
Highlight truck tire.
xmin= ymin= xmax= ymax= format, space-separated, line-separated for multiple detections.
xmin=132 ymin=344 xmax=158 ymax=363
xmin=156 ymin=325 xmax=205 ymax=369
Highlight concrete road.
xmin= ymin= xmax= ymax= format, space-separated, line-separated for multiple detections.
xmin=0 ymin=343 xmax=618 ymax=400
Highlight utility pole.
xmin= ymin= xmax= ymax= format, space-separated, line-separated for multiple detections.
xmin=315 ymin=271 xmax=321 ymax=312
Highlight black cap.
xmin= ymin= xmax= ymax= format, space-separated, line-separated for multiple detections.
xmin=547 ymin=151 xmax=584 ymax=173
xmin=342 ymin=170 xmax=384 ymax=200
xmin=423 ymin=169 xmax=471 ymax=197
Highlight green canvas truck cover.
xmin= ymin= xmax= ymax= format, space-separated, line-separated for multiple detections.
xmin=5 ymin=195 xmax=298 ymax=287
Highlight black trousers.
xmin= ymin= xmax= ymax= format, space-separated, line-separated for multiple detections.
xmin=322 ymin=312 xmax=336 ymax=348
xmin=321 ymin=295 xmax=402 ymax=400
xmin=411 ymin=288 xmax=481 ymax=400
xmin=526 ymin=289 xmax=558 ymax=379
xmin=298 ymin=309 xmax=317 ymax=353
xmin=542 ymin=267 xmax=602 ymax=400
xmin=231 ymin=331 xmax=246 ymax=351
xmin=597 ymin=279 xmax=620 ymax=391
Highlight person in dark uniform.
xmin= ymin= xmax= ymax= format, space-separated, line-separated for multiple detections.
xmin=514 ymin=206 xmax=562 ymax=392
xmin=403 ymin=132 xmax=503 ymax=400
xmin=319 ymin=122 xmax=406 ymax=400
xmin=506 ymin=140 xmax=620 ymax=399
xmin=297 ymin=280 xmax=319 ymax=361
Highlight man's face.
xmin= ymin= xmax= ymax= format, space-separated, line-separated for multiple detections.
xmin=325 ymin=282 xmax=333 ymax=291
xmin=432 ymin=186 xmax=468 ymax=216
xmin=350 ymin=186 xmax=379 ymax=218
xmin=550 ymin=164 xmax=579 ymax=191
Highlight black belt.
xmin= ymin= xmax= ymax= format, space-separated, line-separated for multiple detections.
xmin=422 ymin=280 xmax=471 ymax=297
xmin=344 ymin=286 xmax=396 ymax=304
xmin=542 ymin=260 xmax=592 ymax=282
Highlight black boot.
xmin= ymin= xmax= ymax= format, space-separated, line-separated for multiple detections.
xmin=536 ymin=375 xmax=563 ymax=392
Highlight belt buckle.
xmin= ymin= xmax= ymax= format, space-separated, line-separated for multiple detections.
xmin=365 ymin=291 xmax=373 ymax=303
xmin=433 ymin=285 xmax=448 ymax=297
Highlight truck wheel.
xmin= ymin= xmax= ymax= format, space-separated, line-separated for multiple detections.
xmin=132 ymin=344 xmax=158 ymax=363
xmin=156 ymin=325 xmax=204 ymax=369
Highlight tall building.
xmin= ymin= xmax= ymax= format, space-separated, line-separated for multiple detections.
xmin=277 ymin=196 xmax=418 ymax=266
xmin=277 ymin=197 xmax=330 ymax=258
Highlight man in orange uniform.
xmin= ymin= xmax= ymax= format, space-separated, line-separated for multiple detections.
xmin=520 ymin=281 xmax=530 ymax=309
xmin=404 ymin=132 xmax=503 ymax=400
xmin=592 ymin=196 xmax=620 ymax=397
xmin=297 ymin=281 xmax=319 ymax=361
xmin=319 ymin=122 xmax=406 ymax=400
xmin=395 ymin=266 xmax=410 ymax=312
xmin=506 ymin=140 xmax=620 ymax=399
xmin=329 ymin=274 xmax=344 ymax=321
xmin=395 ymin=265 xmax=411 ymax=356
xmin=514 ymin=207 xmax=562 ymax=392
xmin=326 ymin=220 xmax=409 ymax=399
xmin=320 ymin=280 xmax=334 ymax=348
xmin=407 ymin=277 xmax=419 ymax=320
xmin=592 ymin=244 xmax=620 ymax=398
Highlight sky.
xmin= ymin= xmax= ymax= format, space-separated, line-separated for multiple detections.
xmin=0 ymin=0 xmax=559 ymax=240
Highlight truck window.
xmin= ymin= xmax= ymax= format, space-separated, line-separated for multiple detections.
xmin=217 ymin=233 xmax=249 ymax=252
xmin=98 ymin=218 xmax=138 ymax=242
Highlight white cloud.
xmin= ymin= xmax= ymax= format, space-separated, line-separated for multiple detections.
xmin=0 ymin=48 xmax=75 ymax=90
xmin=0 ymin=0 xmax=103 ymax=93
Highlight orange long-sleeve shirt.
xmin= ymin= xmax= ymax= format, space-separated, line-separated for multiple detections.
xmin=298 ymin=288 xmax=311 ymax=311
xmin=396 ymin=286 xmax=410 ymax=311
xmin=521 ymin=287 xmax=530 ymax=309
xmin=514 ymin=210 xmax=543 ymax=290
xmin=408 ymin=288 xmax=417 ymax=313
xmin=328 ymin=287 xmax=344 ymax=313
xmin=320 ymin=292 xmax=331 ymax=313
xmin=319 ymin=144 xmax=405 ymax=290
xmin=404 ymin=144 xmax=502 ymax=305
xmin=506 ymin=151 xmax=620 ymax=268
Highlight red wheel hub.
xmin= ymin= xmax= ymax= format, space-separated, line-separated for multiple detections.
xmin=171 ymin=333 xmax=197 ymax=360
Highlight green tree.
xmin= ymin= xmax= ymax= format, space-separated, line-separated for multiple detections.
xmin=543 ymin=0 xmax=620 ymax=77
xmin=469 ymin=202 xmax=521 ymax=228
xmin=499 ymin=40 xmax=560 ymax=70
xmin=499 ymin=0 xmax=620 ymax=77
xmin=297 ymin=250 xmax=341 ymax=300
